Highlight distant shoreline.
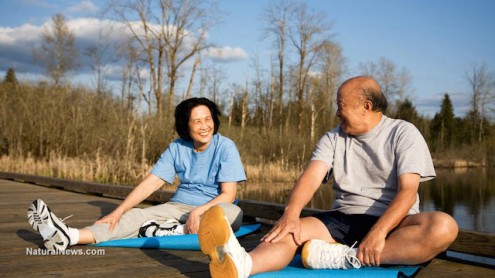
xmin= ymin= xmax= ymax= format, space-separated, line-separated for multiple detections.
xmin=433 ymin=158 xmax=487 ymax=168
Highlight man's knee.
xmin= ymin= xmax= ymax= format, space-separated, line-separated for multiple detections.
xmin=429 ymin=212 xmax=458 ymax=246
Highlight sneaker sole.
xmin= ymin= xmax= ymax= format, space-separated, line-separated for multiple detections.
xmin=27 ymin=199 xmax=70 ymax=251
xmin=27 ymin=199 xmax=50 ymax=234
xmin=301 ymin=240 xmax=312 ymax=268
xmin=198 ymin=206 xmax=238 ymax=278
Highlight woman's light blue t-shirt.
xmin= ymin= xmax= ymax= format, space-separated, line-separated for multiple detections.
xmin=151 ymin=133 xmax=246 ymax=206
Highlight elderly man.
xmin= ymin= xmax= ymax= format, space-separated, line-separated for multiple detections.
xmin=198 ymin=76 xmax=458 ymax=278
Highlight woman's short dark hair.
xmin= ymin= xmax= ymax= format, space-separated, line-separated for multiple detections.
xmin=174 ymin=97 xmax=221 ymax=141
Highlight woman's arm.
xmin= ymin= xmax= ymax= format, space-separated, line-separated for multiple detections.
xmin=185 ymin=181 xmax=237 ymax=234
xmin=95 ymin=174 xmax=165 ymax=231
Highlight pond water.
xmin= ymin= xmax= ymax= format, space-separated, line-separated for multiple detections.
xmin=238 ymin=168 xmax=495 ymax=233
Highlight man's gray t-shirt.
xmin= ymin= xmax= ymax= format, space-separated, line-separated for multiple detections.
xmin=311 ymin=115 xmax=436 ymax=217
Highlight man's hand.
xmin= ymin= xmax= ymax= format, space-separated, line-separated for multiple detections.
xmin=357 ymin=228 xmax=387 ymax=266
xmin=261 ymin=213 xmax=303 ymax=246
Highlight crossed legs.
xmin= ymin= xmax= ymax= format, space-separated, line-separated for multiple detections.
xmin=248 ymin=211 xmax=457 ymax=275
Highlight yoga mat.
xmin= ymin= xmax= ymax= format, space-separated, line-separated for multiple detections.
xmin=93 ymin=223 xmax=261 ymax=250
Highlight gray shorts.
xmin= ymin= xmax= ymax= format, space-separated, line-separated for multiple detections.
xmin=86 ymin=202 xmax=242 ymax=243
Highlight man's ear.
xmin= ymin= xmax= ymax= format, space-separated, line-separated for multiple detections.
xmin=364 ymin=100 xmax=373 ymax=111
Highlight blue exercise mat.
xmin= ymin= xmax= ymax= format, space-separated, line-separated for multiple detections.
xmin=251 ymin=255 xmax=420 ymax=278
xmin=93 ymin=223 xmax=261 ymax=250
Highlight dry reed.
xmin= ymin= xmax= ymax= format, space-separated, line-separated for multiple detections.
xmin=0 ymin=154 xmax=301 ymax=187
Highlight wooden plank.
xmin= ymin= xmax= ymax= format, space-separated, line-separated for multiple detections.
xmin=449 ymin=229 xmax=495 ymax=258
xmin=1 ymin=171 xmax=495 ymax=261
xmin=0 ymin=179 xmax=211 ymax=277
xmin=416 ymin=258 xmax=495 ymax=277
xmin=1 ymin=177 xmax=494 ymax=277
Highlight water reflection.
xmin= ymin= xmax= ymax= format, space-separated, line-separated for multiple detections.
xmin=238 ymin=168 xmax=495 ymax=233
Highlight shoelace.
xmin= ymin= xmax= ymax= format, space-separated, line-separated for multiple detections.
xmin=60 ymin=215 xmax=73 ymax=222
xmin=319 ymin=241 xmax=361 ymax=269
xmin=344 ymin=242 xmax=361 ymax=269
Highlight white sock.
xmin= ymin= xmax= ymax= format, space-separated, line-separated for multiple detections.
xmin=67 ymin=228 xmax=80 ymax=245
xmin=175 ymin=224 xmax=185 ymax=234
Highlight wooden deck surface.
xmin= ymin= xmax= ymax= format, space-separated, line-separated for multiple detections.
xmin=1 ymin=177 xmax=494 ymax=277
xmin=0 ymin=179 xmax=259 ymax=277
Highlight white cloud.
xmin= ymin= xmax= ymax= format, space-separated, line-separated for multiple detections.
xmin=206 ymin=46 xmax=248 ymax=62
xmin=0 ymin=23 xmax=42 ymax=45
xmin=0 ymin=15 xmax=243 ymax=89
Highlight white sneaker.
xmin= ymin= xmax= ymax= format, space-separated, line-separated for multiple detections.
xmin=27 ymin=199 xmax=72 ymax=251
xmin=302 ymin=239 xmax=361 ymax=269
xmin=138 ymin=219 xmax=184 ymax=237
xmin=199 ymin=205 xmax=251 ymax=278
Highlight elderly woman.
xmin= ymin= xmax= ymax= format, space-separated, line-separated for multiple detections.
xmin=28 ymin=97 xmax=246 ymax=251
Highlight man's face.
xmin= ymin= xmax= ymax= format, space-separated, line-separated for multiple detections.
xmin=336 ymin=89 xmax=367 ymax=135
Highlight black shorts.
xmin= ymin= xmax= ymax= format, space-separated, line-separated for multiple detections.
xmin=312 ymin=210 xmax=380 ymax=246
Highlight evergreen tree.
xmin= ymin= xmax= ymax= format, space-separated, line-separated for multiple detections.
xmin=430 ymin=94 xmax=456 ymax=150
xmin=395 ymin=98 xmax=419 ymax=124
xmin=3 ymin=68 xmax=18 ymax=85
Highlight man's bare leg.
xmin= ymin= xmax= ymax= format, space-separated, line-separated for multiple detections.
xmin=379 ymin=211 xmax=458 ymax=265
xmin=249 ymin=217 xmax=333 ymax=275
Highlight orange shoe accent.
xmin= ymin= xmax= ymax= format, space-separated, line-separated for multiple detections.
xmin=199 ymin=205 xmax=238 ymax=278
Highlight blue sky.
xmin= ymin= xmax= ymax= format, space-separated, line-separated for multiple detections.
xmin=1 ymin=0 xmax=494 ymax=117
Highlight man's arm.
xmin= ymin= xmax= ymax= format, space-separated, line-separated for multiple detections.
xmin=262 ymin=160 xmax=328 ymax=245
xmin=357 ymin=173 xmax=420 ymax=266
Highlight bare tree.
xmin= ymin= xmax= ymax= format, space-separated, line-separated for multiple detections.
xmin=262 ymin=0 xmax=292 ymax=128
xmin=110 ymin=0 xmax=217 ymax=118
xmin=288 ymin=2 xmax=330 ymax=135
xmin=185 ymin=55 xmax=201 ymax=99
xmin=32 ymin=14 xmax=79 ymax=87
xmin=316 ymin=40 xmax=345 ymax=130
xmin=359 ymin=57 xmax=412 ymax=113
xmin=467 ymin=64 xmax=495 ymax=142
xmin=206 ymin=64 xmax=226 ymax=104
xmin=118 ymin=40 xmax=141 ymax=113
xmin=84 ymin=24 xmax=117 ymax=95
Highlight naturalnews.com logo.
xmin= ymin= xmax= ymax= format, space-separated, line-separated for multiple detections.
xmin=26 ymin=247 xmax=106 ymax=256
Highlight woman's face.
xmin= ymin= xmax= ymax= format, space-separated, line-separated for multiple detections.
xmin=188 ymin=105 xmax=214 ymax=151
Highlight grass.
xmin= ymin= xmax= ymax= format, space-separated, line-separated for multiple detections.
xmin=0 ymin=154 xmax=302 ymax=187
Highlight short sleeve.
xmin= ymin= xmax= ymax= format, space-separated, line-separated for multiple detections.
xmin=395 ymin=123 xmax=436 ymax=182
xmin=310 ymin=128 xmax=338 ymax=170
xmin=150 ymin=145 xmax=177 ymax=184
xmin=216 ymin=140 xmax=246 ymax=183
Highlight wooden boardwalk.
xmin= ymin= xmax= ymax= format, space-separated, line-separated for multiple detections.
xmin=1 ymin=176 xmax=494 ymax=277
xmin=0 ymin=179 xmax=258 ymax=277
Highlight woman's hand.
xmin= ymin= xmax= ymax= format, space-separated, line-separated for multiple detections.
xmin=94 ymin=208 xmax=124 ymax=232
xmin=185 ymin=207 xmax=204 ymax=234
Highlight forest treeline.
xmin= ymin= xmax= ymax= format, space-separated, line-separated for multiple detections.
xmin=1 ymin=0 xmax=494 ymax=185
xmin=0 ymin=68 xmax=493 ymax=186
